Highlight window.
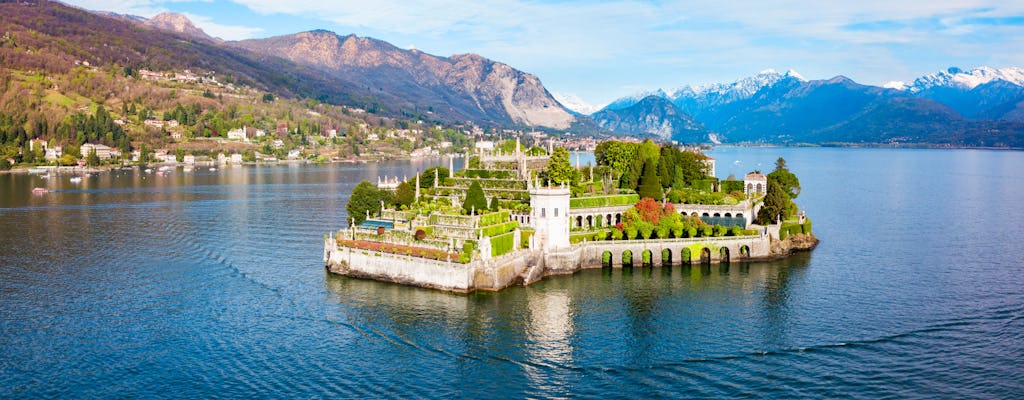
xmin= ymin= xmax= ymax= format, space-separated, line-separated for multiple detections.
xmin=554 ymin=208 xmax=559 ymax=217
xmin=541 ymin=208 xmax=546 ymax=217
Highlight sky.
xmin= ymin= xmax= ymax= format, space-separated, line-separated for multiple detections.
xmin=64 ymin=0 xmax=1024 ymax=109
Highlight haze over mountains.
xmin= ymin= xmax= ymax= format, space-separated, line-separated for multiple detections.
xmin=3 ymin=1 xmax=1024 ymax=147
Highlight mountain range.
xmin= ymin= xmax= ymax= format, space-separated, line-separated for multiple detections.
xmin=593 ymin=67 xmax=1024 ymax=147
xmin=3 ymin=1 xmax=1023 ymax=147
xmin=1 ymin=1 xmax=574 ymax=130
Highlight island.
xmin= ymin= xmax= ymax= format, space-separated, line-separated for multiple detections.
xmin=324 ymin=139 xmax=818 ymax=293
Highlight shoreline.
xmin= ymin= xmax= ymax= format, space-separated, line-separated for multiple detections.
xmin=324 ymin=233 xmax=819 ymax=294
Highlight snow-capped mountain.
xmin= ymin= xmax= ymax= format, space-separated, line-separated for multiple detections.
xmin=883 ymin=67 xmax=1024 ymax=119
xmin=889 ymin=67 xmax=1024 ymax=93
xmin=552 ymin=92 xmax=604 ymax=115
xmin=599 ymin=69 xmax=806 ymax=115
xmin=601 ymin=88 xmax=668 ymax=111
xmin=670 ymin=69 xmax=806 ymax=103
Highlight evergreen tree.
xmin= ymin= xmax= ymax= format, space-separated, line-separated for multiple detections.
xmin=21 ymin=142 xmax=34 ymax=164
xmin=768 ymin=157 xmax=801 ymax=199
xmin=545 ymin=146 xmax=578 ymax=186
xmin=347 ymin=180 xmax=383 ymax=225
xmin=420 ymin=166 xmax=449 ymax=188
xmin=756 ymin=180 xmax=789 ymax=224
xmin=637 ymin=159 xmax=662 ymax=199
xmin=86 ymin=148 xmax=100 ymax=167
xmin=489 ymin=195 xmax=500 ymax=211
xmin=462 ymin=180 xmax=487 ymax=215
xmin=393 ymin=181 xmax=416 ymax=208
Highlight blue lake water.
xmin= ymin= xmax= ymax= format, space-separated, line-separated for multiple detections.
xmin=2 ymin=148 xmax=1023 ymax=398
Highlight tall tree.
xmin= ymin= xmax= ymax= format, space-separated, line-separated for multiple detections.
xmin=756 ymin=180 xmax=789 ymax=224
xmin=346 ymin=180 xmax=383 ymax=225
xmin=637 ymin=159 xmax=662 ymax=200
xmin=768 ymin=157 xmax=801 ymax=199
xmin=86 ymin=148 xmax=100 ymax=167
xmin=393 ymin=181 xmax=416 ymax=208
xmin=545 ymin=146 xmax=578 ymax=186
xmin=462 ymin=180 xmax=487 ymax=215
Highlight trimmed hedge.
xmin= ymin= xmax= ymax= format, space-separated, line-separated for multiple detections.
xmin=490 ymin=231 xmax=515 ymax=257
xmin=479 ymin=210 xmax=511 ymax=227
xmin=779 ymin=220 xmax=811 ymax=240
xmin=722 ymin=179 xmax=744 ymax=193
xmin=460 ymin=240 xmax=477 ymax=263
xmin=570 ymin=194 xmax=640 ymax=208
xmin=520 ymin=230 xmax=534 ymax=248
xmin=480 ymin=221 xmax=518 ymax=237
xmin=691 ymin=178 xmax=718 ymax=192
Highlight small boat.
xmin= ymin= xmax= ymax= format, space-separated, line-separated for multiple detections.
xmin=32 ymin=187 xmax=48 ymax=194
xmin=144 ymin=168 xmax=152 ymax=174
xmin=69 ymin=176 xmax=82 ymax=183
xmin=208 ymin=167 xmax=217 ymax=172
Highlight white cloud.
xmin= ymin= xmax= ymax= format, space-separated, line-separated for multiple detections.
xmin=182 ymin=13 xmax=263 ymax=40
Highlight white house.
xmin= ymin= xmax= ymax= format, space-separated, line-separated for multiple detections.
xmin=744 ymin=172 xmax=768 ymax=196
xmin=80 ymin=143 xmax=112 ymax=160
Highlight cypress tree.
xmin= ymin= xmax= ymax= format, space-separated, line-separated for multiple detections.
xmin=462 ymin=180 xmax=487 ymax=215
xmin=637 ymin=159 xmax=662 ymax=200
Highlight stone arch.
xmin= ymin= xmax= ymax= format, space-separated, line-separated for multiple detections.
xmin=747 ymin=183 xmax=753 ymax=192
xmin=702 ymin=212 xmax=710 ymax=217
xmin=606 ymin=214 xmax=612 ymax=226
xmin=691 ymin=212 xmax=698 ymax=217
xmin=622 ymin=250 xmax=633 ymax=268
xmin=700 ymin=247 xmax=712 ymax=264
xmin=713 ymin=213 xmax=721 ymax=217
xmin=724 ymin=213 xmax=732 ymax=218
xmin=615 ymin=213 xmax=622 ymax=224
xmin=720 ymin=247 xmax=730 ymax=263
xmin=661 ymin=248 xmax=672 ymax=267
xmin=736 ymin=213 xmax=743 ymax=219
xmin=586 ymin=215 xmax=593 ymax=228
xmin=681 ymin=248 xmax=692 ymax=263
xmin=641 ymin=249 xmax=653 ymax=267
xmin=601 ymin=251 xmax=613 ymax=268
xmin=739 ymin=245 xmax=750 ymax=258
xmin=576 ymin=215 xmax=583 ymax=228
xmin=756 ymin=183 xmax=763 ymax=193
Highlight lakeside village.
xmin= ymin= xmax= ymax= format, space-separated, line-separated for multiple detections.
xmin=2 ymin=65 xmax=605 ymax=175
xmin=325 ymin=138 xmax=818 ymax=293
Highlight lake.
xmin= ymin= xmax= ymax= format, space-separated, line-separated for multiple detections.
xmin=2 ymin=148 xmax=1023 ymax=398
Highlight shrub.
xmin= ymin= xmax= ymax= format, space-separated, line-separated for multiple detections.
xmin=721 ymin=180 xmax=744 ymax=194
xmin=460 ymin=241 xmax=477 ymax=263
xmin=728 ymin=226 xmax=742 ymax=236
xmin=377 ymin=226 xmax=385 ymax=235
xmin=490 ymin=232 xmax=515 ymax=257
xmin=713 ymin=225 xmax=727 ymax=237
xmin=700 ymin=225 xmax=713 ymax=237
xmin=625 ymin=225 xmax=638 ymax=240
xmin=414 ymin=229 xmax=427 ymax=240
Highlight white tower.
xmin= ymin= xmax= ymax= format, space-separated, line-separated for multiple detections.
xmin=529 ymin=185 xmax=570 ymax=251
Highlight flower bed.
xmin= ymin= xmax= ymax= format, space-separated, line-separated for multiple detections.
xmin=337 ymin=239 xmax=461 ymax=262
